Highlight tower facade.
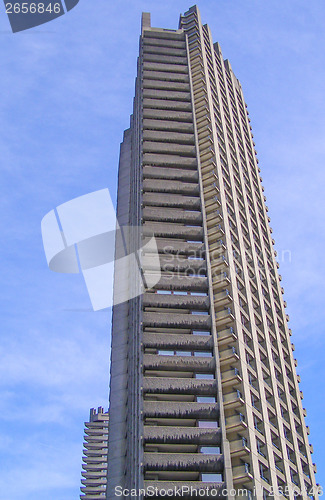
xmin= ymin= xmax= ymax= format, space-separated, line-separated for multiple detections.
xmin=107 ymin=7 xmax=318 ymax=499
xmin=81 ymin=407 xmax=109 ymax=499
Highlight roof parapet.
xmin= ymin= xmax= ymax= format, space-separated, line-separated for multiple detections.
xmin=142 ymin=12 xmax=151 ymax=32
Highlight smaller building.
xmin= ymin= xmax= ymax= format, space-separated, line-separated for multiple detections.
xmin=80 ymin=407 xmax=109 ymax=499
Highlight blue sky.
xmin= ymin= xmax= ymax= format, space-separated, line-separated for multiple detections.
xmin=0 ymin=1 xmax=324 ymax=498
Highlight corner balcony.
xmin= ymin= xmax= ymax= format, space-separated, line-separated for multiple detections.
xmin=215 ymin=307 xmax=234 ymax=329
xmin=207 ymin=226 xmax=225 ymax=244
xmin=229 ymin=437 xmax=250 ymax=458
xmin=225 ymin=413 xmax=247 ymax=433
xmin=223 ymin=390 xmax=245 ymax=410
xmin=232 ymin=463 xmax=253 ymax=484
xmin=219 ymin=346 xmax=239 ymax=367
xmin=211 ymin=273 xmax=230 ymax=293
xmin=221 ymin=367 xmax=242 ymax=388
xmin=216 ymin=326 xmax=237 ymax=346
xmin=214 ymin=289 xmax=233 ymax=308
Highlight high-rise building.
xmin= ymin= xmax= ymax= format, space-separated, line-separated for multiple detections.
xmin=81 ymin=407 xmax=109 ymax=499
xmin=106 ymin=6 xmax=318 ymax=499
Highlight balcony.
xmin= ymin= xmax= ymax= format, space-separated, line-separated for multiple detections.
xmin=143 ymin=178 xmax=199 ymax=195
xmin=219 ymin=346 xmax=239 ymax=366
xmin=223 ymin=390 xmax=245 ymax=409
xmin=142 ymin=152 xmax=197 ymax=169
xmin=143 ymin=401 xmax=219 ymax=421
xmin=143 ymin=222 xmax=204 ymax=240
xmin=225 ymin=413 xmax=247 ymax=432
xmin=143 ymin=207 xmax=202 ymax=226
xmin=143 ymin=293 xmax=209 ymax=311
xmin=217 ymin=327 xmax=237 ymax=346
xmin=215 ymin=307 xmax=234 ymax=328
xmin=143 ymin=192 xmax=201 ymax=210
xmin=151 ymin=275 xmax=208 ymax=293
xmin=221 ymin=365 xmax=241 ymax=383
xmin=232 ymin=463 xmax=253 ymax=484
xmin=229 ymin=437 xmax=250 ymax=458
xmin=214 ymin=289 xmax=233 ymax=308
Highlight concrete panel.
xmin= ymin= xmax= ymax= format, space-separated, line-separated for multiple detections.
xmin=143 ymin=118 xmax=193 ymax=132
xmin=143 ymin=207 xmax=202 ymax=225
xmin=143 ymin=426 xmax=221 ymax=444
xmin=143 ymin=141 xmax=196 ymax=156
xmin=143 ymin=179 xmax=199 ymax=194
xmin=143 ymin=166 xmax=198 ymax=182
xmin=143 ymin=222 xmax=203 ymax=240
xmin=143 ymin=453 xmax=223 ymax=472
xmin=143 ymin=354 xmax=215 ymax=372
xmin=143 ymin=377 xmax=217 ymax=396
xmin=143 ymin=193 xmax=201 ymax=209
xmin=143 ymin=312 xmax=211 ymax=329
xmin=143 ymin=401 xmax=219 ymax=419
xmin=142 ymin=332 xmax=212 ymax=349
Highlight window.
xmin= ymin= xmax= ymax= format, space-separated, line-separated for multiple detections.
xmin=259 ymin=463 xmax=269 ymax=483
xmin=201 ymin=473 xmax=223 ymax=482
xmin=256 ymin=438 xmax=266 ymax=457
xmin=254 ymin=416 xmax=264 ymax=434
xmin=198 ymin=420 xmax=218 ymax=428
xmin=194 ymin=351 xmax=212 ymax=357
xmin=199 ymin=446 xmax=220 ymax=454
xmin=197 ymin=396 xmax=216 ymax=403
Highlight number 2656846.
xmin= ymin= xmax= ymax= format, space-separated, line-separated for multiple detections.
xmin=5 ymin=3 xmax=62 ymax=14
